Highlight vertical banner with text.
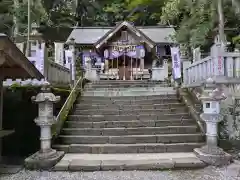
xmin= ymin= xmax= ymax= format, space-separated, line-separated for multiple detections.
xmin=171 ymin=47 xmax=181 ymax=80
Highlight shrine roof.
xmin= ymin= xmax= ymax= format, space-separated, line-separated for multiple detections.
xmin=67 ymin=25 xmax=175 ymax=45
xmin=0 ymin=34 xmax=44 ymax=79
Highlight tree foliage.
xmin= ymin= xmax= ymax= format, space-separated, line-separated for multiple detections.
xmin=1 ymin=0 xmax=240 ymax=50
xmin=160 ymin=0 xmax=240 ymax=49
xmin=0 ymin=0 xmax=14 ymax=36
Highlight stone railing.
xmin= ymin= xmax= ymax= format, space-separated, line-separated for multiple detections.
xmin=15 ymin=40 xmax=75 ymax=87
xmin=46 ymin=61 xmax=71 ymax=85
xmin=52 ymin=74 xmax=85 ymax=138
xmin=2 ymin=61 xmax=71 ymax=87
xmin=180 ymin=37 xmax=240 ymax=166
xmin=184 ymin=50 xmax=240 ymax=88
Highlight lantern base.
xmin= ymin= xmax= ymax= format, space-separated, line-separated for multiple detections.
xmin=24 ymin=149 xmax=64 ymax=170
xmin=194 ymin=145 xmax=232 ymax=167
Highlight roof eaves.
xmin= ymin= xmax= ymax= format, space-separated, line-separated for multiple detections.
xmin=0 ymin=34 xmax=44 ymax=79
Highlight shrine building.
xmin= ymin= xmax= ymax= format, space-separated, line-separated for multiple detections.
xmin=67 ymin=21 xmax=176 ymax=80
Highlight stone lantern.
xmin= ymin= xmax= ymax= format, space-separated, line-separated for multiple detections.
xmin=25 ymin=83 xmax=64 ymax=170
xmin=194 ymin=78 xmax=232 ymax=166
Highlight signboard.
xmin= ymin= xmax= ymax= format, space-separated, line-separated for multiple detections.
xmin=171 ymin=47 xmax=181 ymax=79
xmin=54 ymin=42 xmax=64 ymax=65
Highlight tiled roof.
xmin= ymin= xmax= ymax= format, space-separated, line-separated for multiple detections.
xmin=67 ymin=26 xmax=175 ymax=44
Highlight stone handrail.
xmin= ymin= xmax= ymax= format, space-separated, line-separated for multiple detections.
xmin=184 ymin=50 xmax=240 ymax=88
xmin=16 ymin=41 xmax=73 ymax=86
xmin=178 ymin=88 xmax=205 ymax=134
xmin=46 ymin=61 xmax=71 ymax=85
xmin=52 ymin=75 xmax=85 ymax=138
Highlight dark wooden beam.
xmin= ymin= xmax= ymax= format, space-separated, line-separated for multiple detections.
xmin=0 ymin=67 xmax=34 ymax=79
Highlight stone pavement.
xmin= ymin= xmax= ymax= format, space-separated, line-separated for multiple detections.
xmin=1 ymin=160 xmax=240 ymax=180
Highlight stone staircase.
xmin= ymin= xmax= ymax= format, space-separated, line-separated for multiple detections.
xmin=53 ymin=80 xmax=206 ymax=171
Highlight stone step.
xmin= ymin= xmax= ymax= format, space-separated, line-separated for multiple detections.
xmin=78 ymin=98 xmax=180 ymax=105
xmin=68 ymin=113 xmax=190 ymax=122
xmin=87 ymin=80 xmax=166 ymax=83
xmin=82 ymin=90 xmax=176 ymax=97
xmin=84 ymin=87 xmax=170 ymax=91
xmin=75 ymin=103 xmax=184 ymax=110
xmin=79 ymin=95 xmax=177 ymax=101
xmin=84 ymin=87 xmax=173 ymax=92
xmin=58 ymin=134 xmax=204 ymax=144
xmin=61 ymin=126 xmax=198 ymax=136
xmin=53 ymin=142 xmax=205 ymax=154
xmin=85 ymin=84 xmax=170 ymax=89
xmin=73 ymin=108 xmax=187 ymax=115
xmin=86 ymin=80 xmax=168 ymax=86
xmin=53 ymin=153 xmax=206 ymax=171
xmin=65 ymin=119 xmax=195 ymax=128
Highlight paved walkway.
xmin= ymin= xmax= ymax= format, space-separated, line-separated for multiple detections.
xmin=1 ymin=160 xmax=240 ymax=180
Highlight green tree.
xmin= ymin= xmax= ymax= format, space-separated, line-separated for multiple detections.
xmin=160 ymin=0 xmax=240 ymax=49
xmin=0 ymin=0 xmax=14 ymax=36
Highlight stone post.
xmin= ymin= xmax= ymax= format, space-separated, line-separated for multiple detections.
xmin=84 ymin=55 xmax=100 ymax=81
xmin=180 ymin=44 xmax=191 ymax=87
xmin=66 ymin=38 xmax=77 ymax=84
xmin=24 ymin=83 xmax=64 ymax=170
xmin=194 ymin=78 xmax=232 ymax=166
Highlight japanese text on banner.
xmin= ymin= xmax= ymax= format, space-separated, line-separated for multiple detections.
xmin=170 ymin=47 xmax=181 ymax=79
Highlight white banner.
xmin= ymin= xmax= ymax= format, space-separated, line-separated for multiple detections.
xmin=170 ymin=47 xmax=181 ymax=79
xmin=65 ymin=50 xmax=72 ymax=69
xmin=65 ymin=50 xmax=75 ymax=80
xmin=54 ymin=42 xmax=64 ymax=66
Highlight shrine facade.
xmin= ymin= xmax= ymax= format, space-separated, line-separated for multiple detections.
xmin=67 ymin=21 xmax=176 ymax=80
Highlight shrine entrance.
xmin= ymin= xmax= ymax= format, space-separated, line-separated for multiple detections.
xmin=105 ymin=54 xmax=142 ymax=80
xmin=93 ymin=21 xmax=156 ymax=80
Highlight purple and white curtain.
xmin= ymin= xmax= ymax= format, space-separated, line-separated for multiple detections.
xmin=109 ymin=45 xmax=144 ymax=59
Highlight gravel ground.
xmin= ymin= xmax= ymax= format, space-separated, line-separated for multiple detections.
xmin=1 ymin=161 xmax=240 ymax=180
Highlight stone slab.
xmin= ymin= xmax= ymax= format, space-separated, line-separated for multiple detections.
xmin=80 ymin=94 xmax=177 ymax=100
xmin=25 ymin=151 xmax=65 ymax=170
xmin=74 ymin=108 xmax=186 ymax=115
xmin=59 ymin=134 xmax=203 ymax=144
xmin=69 ymin=160 xmax=101 ymax=171
xmin=62 ymin=126 xmax=198 ymax=136
xmin=53 ymin=153 xmax=206 ymax=171
xmin=64 ymin=143 xmax=204 ymax=154
xmin=65 ymin=119 xmax=194 ymax=128
xmin=53 ymin=160 xmax=70 ymax=171
xmin=75 ymin=103 xmax=183 ymax=110
xmin=194 ymin=148 xmax=233 ymax=166
xmin=173 ymin=157 xmax=206 ymax=169
xmin=100 ymin=159 xmax=175 ymax=171
xmin=68 ymin=113 xmax=190 ymax=122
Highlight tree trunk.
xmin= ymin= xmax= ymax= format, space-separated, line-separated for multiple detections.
xmin=13 ymin=0 xmax=19 ymax=37
xmin=217 ymin=0 xmax=225 ymax=43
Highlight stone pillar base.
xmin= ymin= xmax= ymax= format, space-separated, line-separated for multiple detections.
xmin=24 ymin=149 xmax=64 ymax=170
xmin=194 ymin=145 xmax=232 ymax=166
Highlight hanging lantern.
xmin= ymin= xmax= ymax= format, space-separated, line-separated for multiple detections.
xmin=136 ymin=45 xmax=142 ymax=58
xmin=104 ymin=49 xmax=109 ymax=58
xmin=140 ymin=48 xmax=145 ymax=58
